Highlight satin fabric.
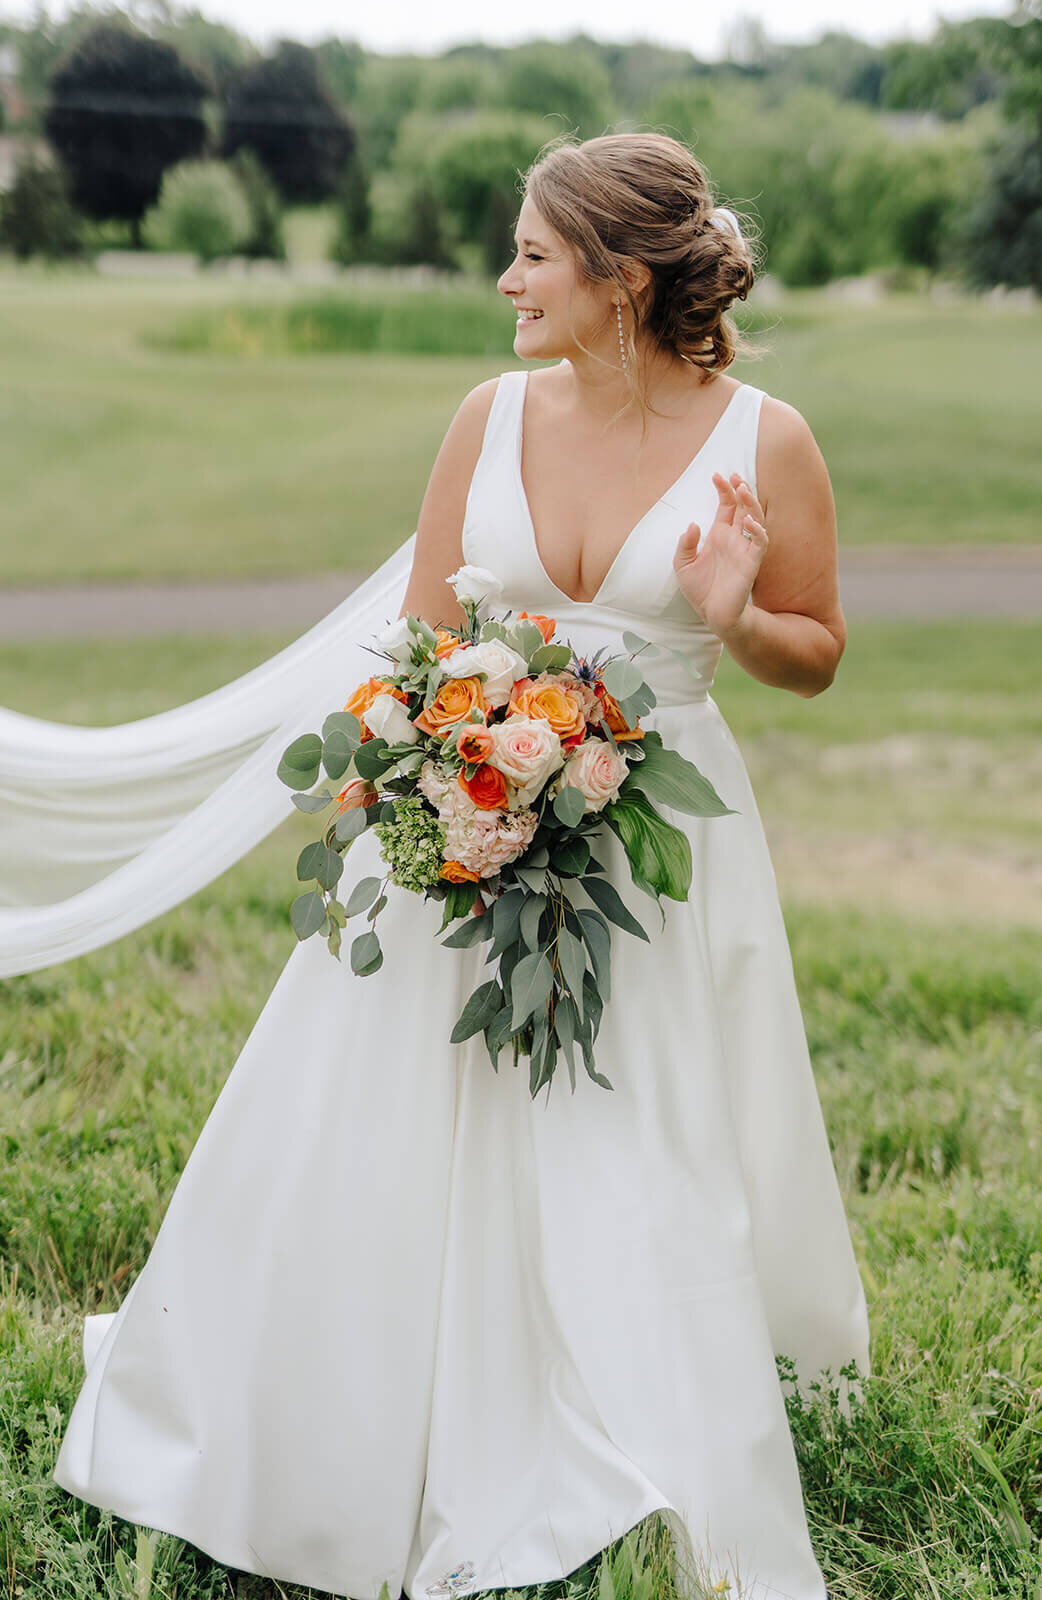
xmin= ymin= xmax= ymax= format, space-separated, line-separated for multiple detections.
xmin=53 ymin=371 xmax=869 ymax=1599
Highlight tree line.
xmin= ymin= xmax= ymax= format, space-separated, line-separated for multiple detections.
xmin=0 ymin=3 xmax=1039 ymax=290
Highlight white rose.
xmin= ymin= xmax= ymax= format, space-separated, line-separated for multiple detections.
xmin=375 ymin=616 xmax=416 ymax=666
xmin=559 ymin=739 xmax=630 ymax=813
xmin=446 ymin=565 xmax=505 ymax=612
xmin=362 ymin=692 xmax=421 ymax=746
xmin=488 ymin=716 xmax=564 ymax=809
xmin=442 ymin=640 xmax=529 ymax=708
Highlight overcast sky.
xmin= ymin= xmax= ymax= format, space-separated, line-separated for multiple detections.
xmin=0 ymin=0 xmax=1019 ymax=56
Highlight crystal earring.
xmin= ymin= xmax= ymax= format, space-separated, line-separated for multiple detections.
xmin=615 ymin=300 xmax=629 ymax=375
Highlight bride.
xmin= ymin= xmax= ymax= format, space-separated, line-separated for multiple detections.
xmin=21 ymin=133 xmax=869 ymax=1598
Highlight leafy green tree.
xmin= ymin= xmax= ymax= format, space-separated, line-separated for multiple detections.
xmin=500 ymin=42 xmax=613 ymax=138
xmin=143 ymin=158 xmax=248 ymax=263
xmin=329 ymin=151 xmax=373 ymax=265
xmin=961 ymin=124 xmax=1042 ymax=293
xmin=0 ymin=151 xmax=83 ymax=259
xmin=221 ymin=42 xmax=354 ymax=203
xmin=428 ymin=111 xmax=548 ymax=274
xmin=44 ymin=20 xmax=210 ymax=245
xmin=229 ymin=146 xmax=285 ymax=260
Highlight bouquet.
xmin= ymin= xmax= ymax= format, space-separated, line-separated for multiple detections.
xmin=277 ymin=565 xmax=732 ymax=1096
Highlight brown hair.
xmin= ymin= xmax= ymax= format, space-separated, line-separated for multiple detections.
xmin=523 ymin=133 xmax=757 ymax=415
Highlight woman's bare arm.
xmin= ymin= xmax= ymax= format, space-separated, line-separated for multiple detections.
xmin=399 ymin=379 xmax=499 ymax=629
xmin=674 ymin=398 xmax=845 ymax=697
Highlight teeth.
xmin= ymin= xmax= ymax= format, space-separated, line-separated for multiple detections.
xmin=517 ymin=310 xmax=543 ymax=321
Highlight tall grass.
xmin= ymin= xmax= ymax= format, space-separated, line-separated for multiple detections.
xmin=1 ymin=624 xmax=1040 ymax=1595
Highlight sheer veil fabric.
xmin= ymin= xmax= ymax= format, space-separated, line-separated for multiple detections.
xmin=13 ymin=371 xmax=868 ymax=1599
xmin=0 ymin=540 xmax=414 ymax=975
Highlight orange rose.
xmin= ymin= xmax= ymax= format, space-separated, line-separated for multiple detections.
xmin=518 ymin=611 xmax=556 ymax=644
xmin=458 ymin=764 xmax=508 ymax=811
xmin=344 ymin=677 xmax=410 ymax=741
xmin=599 ymin=689 xmax=645 ymax=742
xmin=508 ymin=680 xmax=585 ymax=745
xmin=440 ymin=859 xmax=480 ymax=884
xmin=413 ymin=676 xmax=487 ymax=738
xmin=434 ymin=628 xmax=461 ymax=660
xmin=455 ymin=722 xmax=495 ymax=765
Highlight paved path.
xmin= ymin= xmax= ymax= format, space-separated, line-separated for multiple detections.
xmin=2 ymin=547 xmax=1041 ymax=640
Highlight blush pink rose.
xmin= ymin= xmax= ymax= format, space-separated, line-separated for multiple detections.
xmin=558 ymin=739 xmax=630 ymax=813
xmin=488 ymin=716 xmax=563 ymax=808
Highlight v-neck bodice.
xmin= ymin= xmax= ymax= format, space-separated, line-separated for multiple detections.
xmin=462 ymin=368 xmax=767 ymax=706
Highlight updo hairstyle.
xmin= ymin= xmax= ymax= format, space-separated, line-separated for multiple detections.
xmin=523 ymin=133 xmax=757 ymax=410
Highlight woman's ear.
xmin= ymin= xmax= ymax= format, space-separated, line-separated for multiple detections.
xmin=619 ymin=258 xmax=652 ymax=308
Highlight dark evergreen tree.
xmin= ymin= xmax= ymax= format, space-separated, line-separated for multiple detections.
xmin=44 ymin=21 xmax=210 ymax=245
xmin=221 ymin=42 xmax=355 ymax=204
xmin=0 ymin=152 xmax=82 ymax=259
xmin=962 ymin=125 xmax=1042 ymax=293
xmin=328 ymin=151 xmax=372 ymax=265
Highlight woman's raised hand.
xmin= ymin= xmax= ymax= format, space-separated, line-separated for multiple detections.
xmin=673 ymin=472 xmax=769 ymax=637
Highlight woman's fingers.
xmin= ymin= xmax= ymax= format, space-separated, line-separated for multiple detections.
xmin=675 ymin=521 xmax=703 ymax=563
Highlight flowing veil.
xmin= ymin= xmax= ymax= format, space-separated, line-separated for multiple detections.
xmin=0 ymin=538 xmax=415 ymax=979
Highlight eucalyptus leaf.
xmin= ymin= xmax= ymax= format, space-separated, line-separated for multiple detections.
xmin=353 ymin=738 xmax=397 ymax=780
xmin=554 ymin=993 xmax=580 ymax=1091
xmin=443 ymin=909 xmax=493 ymax=949
xmin=577 ymin=908 xmax=612 ymax=1001
xmin=450 ymin=980 xmax=504 ymax=1044
xmin=296 ymin=841 xmax=329 ymax=882
xmin=327 ymin=898 xmax=347 ymax=928
xmin=322 ymin=711 xmax=362 ymax=745
xmin=290 ymin=890 xmax=326 ymax=940
xmin=292 ymin=789 xmax=334 ymax=814
xmin=350 ymin=930 xmax=383 ymax=976
xmin=621 ymin=631 xmax=660 ymax=658
xmin=583 ymin=875 xmax=650 ymax=941
xmin=440 ymin=879 xmax=478 ymax=929
xmin=514 ymin=865 xmax=548 ymax=895
xmin=334 ymin=807 xmax=370 ymax=843
xmin=489 ymin=888 xmax=526 ymax=959
xmin=601 ymin=659 xmax=644 ymax=701
xmin=528 ymin=643 xmax=572 ymax=673
xmin=322 ymin=730 xmax=356 ymax=781
xmin=552 ymin=786 xmax=587 ymax=829
xmin=277 ymin=733 xmax=322 ymax=789
xmin=484 ymin=1005 xmax=514 ymax=1070
xmin=314 ymin=847 xmax=344 ymax=892
xmin=556 ymin=927 xmax=587 ymax=1018
xmin=510 ymin=950 xmax=554 ymax=1032
xmin=345 ymin=876 xmax=382 ymax=917
xmin=509 ymin=620 xmax=545 ymax=660
xmin=519 ymin=893 xmax=545 ymax=953
xmin=327 ymin=921 xmax=342 ymax=960
xmin=552 ymin=836 xmax=590 ymax=876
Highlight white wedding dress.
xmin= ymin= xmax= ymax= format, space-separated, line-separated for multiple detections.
xmin=51 ymin=371 xmax=869 ymax=1600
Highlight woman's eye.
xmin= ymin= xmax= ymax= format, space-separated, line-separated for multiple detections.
xmin=525 ymin=253 xmax=543 ymax=262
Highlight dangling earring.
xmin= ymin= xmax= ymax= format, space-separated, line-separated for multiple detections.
xmin=615 ymin=300 xmax=629 ymax=376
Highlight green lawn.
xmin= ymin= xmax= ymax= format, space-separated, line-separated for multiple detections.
xmin=1 ymin=622 xmax=1040 ymax=1595
xmin=0 ymin=263 xmax=1039 ymax=585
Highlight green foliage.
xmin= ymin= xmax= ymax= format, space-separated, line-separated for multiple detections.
xmin=500 ymin=42 xmax=614 ymax=139
xmin=228 ymin=147 xmax=285 ymax=261
xmin=143 ymin=159 xmax=249 ymax=264
xmin=328 ymin=151 xmax=373 ymax=265
xmin=961 ymin=124 xmax=1042 ymax=293
xmin=220 ymin=41 xmax=355 ymax=204
xmin=426 ymin=110 xmax=551 ymax=274
xmin=44 ymin=21 xmax=210 ymax=240
xmin=0 ymin=152 xmax=83 ymax=261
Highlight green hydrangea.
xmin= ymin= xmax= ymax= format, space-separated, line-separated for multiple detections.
xmin=375 ymin=797 xmax=447 ymax=894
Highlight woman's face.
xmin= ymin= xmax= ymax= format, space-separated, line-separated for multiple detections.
xmin=497 ymin=194 xmax=615 ymax=364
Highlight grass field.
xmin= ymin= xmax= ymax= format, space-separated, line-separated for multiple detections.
xmin=0 ymin=262 xmax=1039 ymax=585
xmin=1 ymin=622 xmax=1040 ymax=1596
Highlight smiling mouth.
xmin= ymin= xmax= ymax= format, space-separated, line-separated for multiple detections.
xmin=516 ymin=310 xmax=544 ymax=322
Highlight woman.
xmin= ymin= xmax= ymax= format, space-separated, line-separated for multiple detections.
xmin=53 ymin=134 xmax=869 ymax=1599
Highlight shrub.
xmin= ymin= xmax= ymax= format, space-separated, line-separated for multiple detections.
xmin=0 ymin=153 xmax=83 ymax=261
xmin=143 ymin=160 xmax=249 ymax=263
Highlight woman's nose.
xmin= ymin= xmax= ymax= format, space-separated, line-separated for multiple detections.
xmin=497 ymin=261 xmax=521 ymax=296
